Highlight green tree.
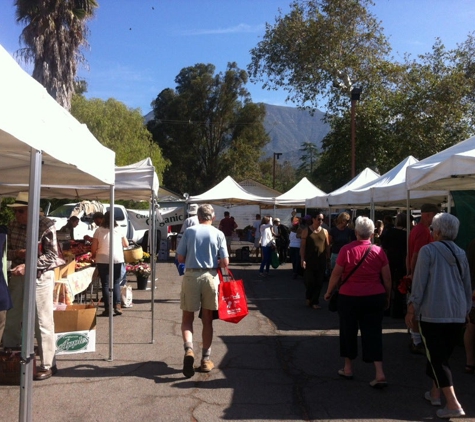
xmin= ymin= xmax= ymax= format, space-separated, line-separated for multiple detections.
xmin=297 ymin=142 xmax=320 ymax=180
xmin=15 ymin=0 xmax=97 ymax=110
xmin=71 ymin=95 xmax=169 ymax=179
xmin=147 ymin=63 xmax=270 ymax=194
xmin=248 ymin=0 xmax=391 ymax=112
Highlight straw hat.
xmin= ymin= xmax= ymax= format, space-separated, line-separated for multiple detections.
xmin=7 ymin=192 xmax=29 ymax=207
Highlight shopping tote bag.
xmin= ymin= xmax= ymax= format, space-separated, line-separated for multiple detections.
xmin=218 ymin=268 xmax=248 ymax=324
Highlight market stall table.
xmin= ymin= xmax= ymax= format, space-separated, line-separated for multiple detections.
xmin=54 ymin=266 xmax=97 ymax=305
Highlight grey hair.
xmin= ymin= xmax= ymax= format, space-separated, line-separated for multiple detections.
xmin=431 ymin=213 xmax=459 ymax=240
xmin=198 ymin=204 xmax=215 ymax=221
xmin=355 ymin=216 xmax=375 ymax=239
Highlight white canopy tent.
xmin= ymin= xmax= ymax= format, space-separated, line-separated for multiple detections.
xmin=0 ymin=44 xmax=115 ymax=421
xmin=188 ymin=175 xmax=270 ymax=206
xmin=326 ymin=156 xmax=447 ymax=210
xmin=272 ymin=177 xmax=326 ymax=207
xmin=306 ymin=167 xmax=380 ymax=209
xmin=406 ymin=135 xmax=475 ymax=191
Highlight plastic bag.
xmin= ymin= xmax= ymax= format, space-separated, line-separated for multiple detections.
xmin=121 ymin=284 xmax=133 ymax=308
xmin=271 ymin=250 xmax=280 ymax=269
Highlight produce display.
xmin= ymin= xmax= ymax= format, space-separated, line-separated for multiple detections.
xmin=75 ymin=253 xmax=94 ymax=270
xmin=69 ymin=241 xmax=91 ymax=256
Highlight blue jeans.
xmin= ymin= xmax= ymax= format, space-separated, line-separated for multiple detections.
xmin=259 ymin=246 xmax=272 ymax=273
xmin=289 ymin=247 xmax=301 ymax=275
xmin=97 ymin=263 xmax=123 ymax=309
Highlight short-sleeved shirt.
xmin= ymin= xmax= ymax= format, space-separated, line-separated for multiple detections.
xmin=338 ymin=240 xmax=388 ymax=297
xmin=408 ymin=223 xmax=432 ymax=270
xmin=252 ymin=220 xmax=261 ymax=239
xmin=177 ymin=224 xmax=228 ymax=269
xmin=219 ymin=217 xmax=235 ymax=236
xmin=93 ymin=226 xmax=125 ymax=264
xmin=180 ymin=215 xmax=199 ymax=234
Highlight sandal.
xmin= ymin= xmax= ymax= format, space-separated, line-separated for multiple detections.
xmin=464 ymin=364 xmax=475 ymax=374
xmin=338 ymin=369 xmax=353 ymax=380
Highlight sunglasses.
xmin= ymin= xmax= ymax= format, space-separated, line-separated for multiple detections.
xmin=316 ymin=218 xmax=324 ymax=221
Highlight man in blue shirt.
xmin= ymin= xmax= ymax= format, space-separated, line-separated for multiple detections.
xmin=177 ymin=204 xmax=229 ymax=378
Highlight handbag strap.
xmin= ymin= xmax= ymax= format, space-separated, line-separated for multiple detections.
xmin=340 ymin=245 xmax=373 ymax=286
xmin=439 ymin=241 xmax=462 ymax=278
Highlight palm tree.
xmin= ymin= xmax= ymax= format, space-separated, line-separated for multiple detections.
xmin=15 ymin=0 xmax=98 ymax=110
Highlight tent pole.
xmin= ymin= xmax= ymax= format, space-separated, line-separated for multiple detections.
xmin=19 ymin=149 xmax=42 ymax=422
xmin=150 ymin=194 xmax=157 ymax=343
xmin=107 ymin=185 xmax=115 ymax=361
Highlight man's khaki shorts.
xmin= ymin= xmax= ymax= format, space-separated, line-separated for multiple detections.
xmin=180 ymin=269 xmax=219 ymax=312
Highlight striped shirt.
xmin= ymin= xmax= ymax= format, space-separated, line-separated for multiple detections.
xmin=8 ymin=216 xmax=65 ymax=272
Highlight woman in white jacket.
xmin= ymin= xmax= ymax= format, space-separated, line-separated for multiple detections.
xmin=406 ymin=213 xmax=472 ymax=419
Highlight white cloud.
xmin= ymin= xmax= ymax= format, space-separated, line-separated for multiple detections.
xmin=180 ymin=23 xmax=264 ymax=36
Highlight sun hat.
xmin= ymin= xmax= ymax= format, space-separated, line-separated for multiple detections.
xmin=420 ymin=203 xmax=439 ymax=214
xmin=187 ymin=204 xmax=198 ymax=216
xmin=7 ymin=192 xmax=29 ymax=207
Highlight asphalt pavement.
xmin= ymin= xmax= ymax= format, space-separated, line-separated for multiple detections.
xmin=1 ymin=259 xmax=474 ymax=422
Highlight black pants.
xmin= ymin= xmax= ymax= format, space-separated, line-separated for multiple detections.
xmin=419 ymin=321 xmax=464 ymax=388
xmin=304 ymin=253 xmax=326 ymax=306
xmin=338 ymin=293 xmax=386 ymax=362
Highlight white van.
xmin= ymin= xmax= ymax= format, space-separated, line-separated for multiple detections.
xmin=48 ymin=202 xmax=130 ymax=241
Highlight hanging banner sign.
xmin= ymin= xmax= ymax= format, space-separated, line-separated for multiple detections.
xmin=127 ymin=207 xmax=185 ymax=229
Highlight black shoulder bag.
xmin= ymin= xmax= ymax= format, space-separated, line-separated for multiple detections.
xmin=328 ymin=245 xmax=373 ymax=312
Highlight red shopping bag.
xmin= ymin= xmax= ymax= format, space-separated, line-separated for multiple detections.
xmin=218 ymin=268 xmax=248 ymax=324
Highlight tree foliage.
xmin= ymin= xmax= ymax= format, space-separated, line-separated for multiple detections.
xmin=248 ymin=0 xmax=390 ymax=112
xmin=147 ymin=63 xmax=270 ymax=194
xmin=71 ymin=95 xmax=169 ymax=179
xmin=248 ymin=0 xmax=475 ymax=191
xmin=297 ymin=142 xmax=320 ymax=180
xmin=15 ymin=0 xmax=97 ymax=110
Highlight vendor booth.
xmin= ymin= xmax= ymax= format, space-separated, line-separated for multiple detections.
xmin=0 ymin=44 xmax=115 ymax=421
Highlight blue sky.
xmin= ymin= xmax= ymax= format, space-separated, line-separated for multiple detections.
xmin=1 ymin=0 xmax=474 ymax=114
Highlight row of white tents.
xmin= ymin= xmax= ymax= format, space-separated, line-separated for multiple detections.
xmin=188 ymin=135 xmax=475 ymax=214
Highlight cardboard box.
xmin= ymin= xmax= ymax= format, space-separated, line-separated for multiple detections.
xmin=54 ymin=304 xmax=96 ymax=333
xmin=54 ymin=255 xmax=75 ymax=281
xmin=54 ymin=304 xmax=97 ymax=355
xmin=55 ymin=330 xmax=96 ymax=355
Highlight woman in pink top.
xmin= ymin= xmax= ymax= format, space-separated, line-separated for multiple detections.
xmin=324 ymin=216 xmax=391 ymax=388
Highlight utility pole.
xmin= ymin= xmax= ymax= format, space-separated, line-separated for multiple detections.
xmin=273 ymin=152 xmax=282 ymax=189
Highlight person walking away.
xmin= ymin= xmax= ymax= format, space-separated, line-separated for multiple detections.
xmin=328 ymin=212 xmax=355 ymax=270
xmin=289 ymin=221 xmax=302 ymax=279
xmin=300 ymin=212 xmax=329 ymax=309
xmin=464 ymin=237 xmax=475 ymax=374
xmin=252 ymin=214 xmax=261 ymax=263
xmin=380 ymin=213 xmax=408 ymax=318
xmin=324 ymin=216 xmax=391 ymax=387
xmin=405 ymin=213 xmax=471 ymax=419
xmin=91 ymin=211 xmax=129 ymax=317
xmin=219 ymin=211 xmax=237 ymax=257
xmin=406 ymin=203 xmax=439 ymax=354
xmin=176 ymin=204 xmax=229 ymax=378
xmin=273 ymin=218 xmax=289 ymax=264
xmin=259 ymin=216 xmax=274 ymax=277
xmin=4 ymin=192 xmax=65 ymax=380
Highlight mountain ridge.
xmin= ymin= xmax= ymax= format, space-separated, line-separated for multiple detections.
xmin=144 ymin=103 xmax=329 ymax=166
